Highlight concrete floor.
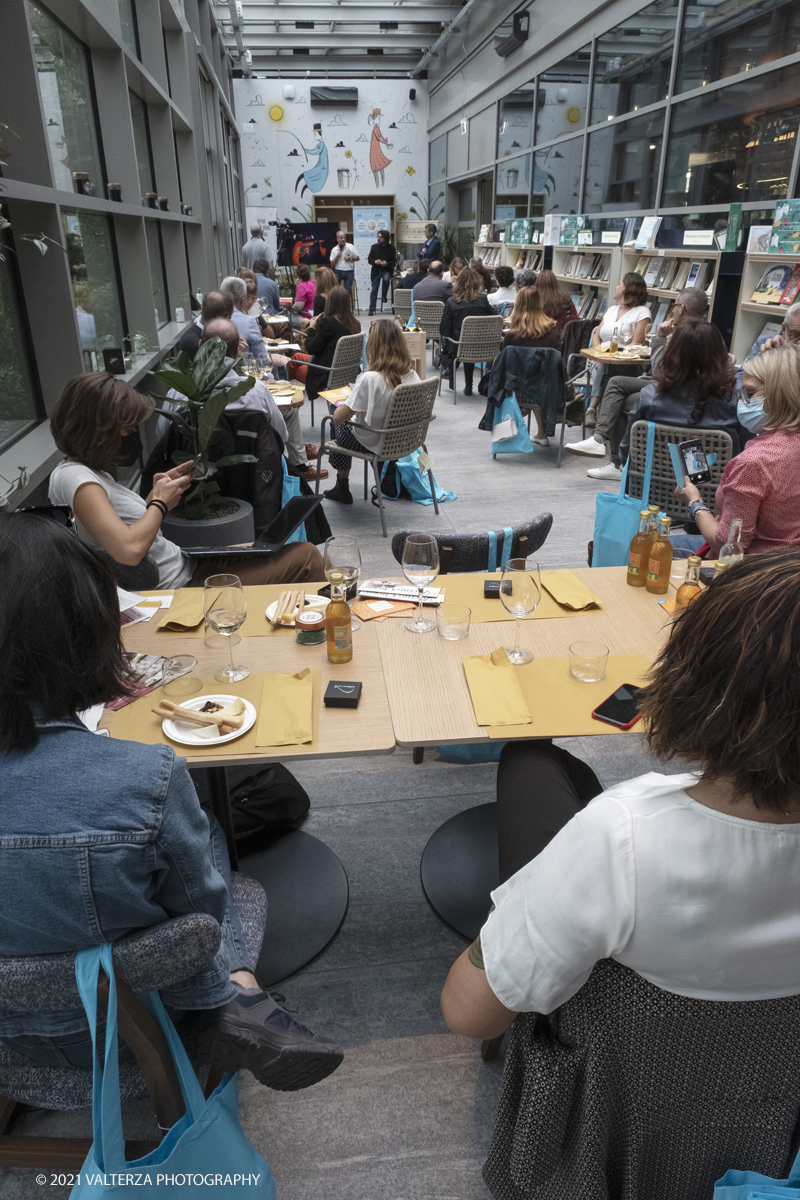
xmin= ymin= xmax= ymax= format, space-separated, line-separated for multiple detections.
xmin=2 ymin=326 xmax=671 ymax=1200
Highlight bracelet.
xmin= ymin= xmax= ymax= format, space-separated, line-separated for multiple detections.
xmin=146 ymin=499 xmax=168 ymax=518
xmin=688 ymin=501 xmax=709 ymax=519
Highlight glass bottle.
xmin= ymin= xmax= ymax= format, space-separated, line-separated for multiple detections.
xmin=675 ymin=556 xmax=703 ymax=613
xmin=646 ymin=515 xmax=673 ymax=594
xmin=713 ymin=560 xmax=729 ymax=579
xmin=719 ymin=518 xmax=744 ymax=568
xmin=326 ymin=571 xmax=353 ymax=664
xmin=609 ymin=323 xmax=619 ymax=353
xmin=647 ymin=504 xmax=661 ymax=538
xmin=627 ymin=510 xmax=651 ymax=588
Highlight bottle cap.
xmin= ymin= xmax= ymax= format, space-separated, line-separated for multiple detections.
xmin=687 ymin=555 xmax=701 ymax=565
xmin=660 ymin=515 xmax=672 ymax=526
xmin=639 ymin=509 xmax=649 ymax=518
xmin=296 ymin=609 xmax=325 ymax=628
xmin=648 ymin=504 xmax=659 ymax=513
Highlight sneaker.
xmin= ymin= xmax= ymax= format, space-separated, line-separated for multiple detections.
xmin=584 ymin=408 xmax=598 ymax=429
xmin=566 ymin=435 xmax=606 ymax=458
xmin=587 ymin=462 xmax=622 ymax=481
xmin=194 ymin=990 xmax=343 ymax=1092
xmin=323 ymin=478 xmax=353 ymax=504
xmin=532 ymin=436 xmax=550 ymax=447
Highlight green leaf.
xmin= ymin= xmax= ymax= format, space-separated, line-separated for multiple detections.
xmin=151 ymin=405 xmax=194 ymax=440
xmin=192 ymin=338 xmax=232 ymax=399
xmin=152 ymin=367 xmax=197 ymax=398
xmin=216 ymin=376 xmax=255 ymax=408
xmin=211 ymin=454 xmax=258 ymax=468
xmin=197 ymin=389 xmax=236 ymax=456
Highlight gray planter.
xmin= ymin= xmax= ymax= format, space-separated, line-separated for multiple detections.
xmin=162 ymin=498 xmax=254 ymax=549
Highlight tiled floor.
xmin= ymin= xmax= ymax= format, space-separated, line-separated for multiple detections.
xmin=2 ymin=327 xmax=667 ymax=1199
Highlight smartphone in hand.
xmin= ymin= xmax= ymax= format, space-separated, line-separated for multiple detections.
xmin=177 ymin=454 xmax=202 ymax=476
xmin=678 ymin=439 xmax=712 ymax=485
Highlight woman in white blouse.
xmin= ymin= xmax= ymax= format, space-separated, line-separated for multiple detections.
xmin=586 ymin=271 xmax=651 ymax=427
xmin=442 ymin=550 xmax=800 ymax=1197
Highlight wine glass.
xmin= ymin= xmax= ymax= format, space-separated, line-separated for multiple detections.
xmin=618 ymin=325 xmax=633 ymax=353
xmin=500 ymin=558 xmax=541 ymax=665
xmin=402 ymin=534 xmax=439 ymax=634
xmin=323 ymin=535 xmax=362 ymax=632
xmin=203 ymin=574 xmax=249 ymax=683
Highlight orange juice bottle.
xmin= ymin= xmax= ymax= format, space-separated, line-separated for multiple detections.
xmin=609 ymin=323 xmax=619 ymax=353
xmin=627 ymin=510 xmax=652 ymax=588
xmin=675 ymin=556 xmax=703 ymax=613
xmin=646 ymin=515 xmax=673 ymax=594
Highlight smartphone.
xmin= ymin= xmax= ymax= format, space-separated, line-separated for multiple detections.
xmin=678 ymin=438 xmax=712 ymax=485
xmin=179 ymin=454 xmax=202 ymax=476
xmin=592 ymin=684 xmax=642 ymax=730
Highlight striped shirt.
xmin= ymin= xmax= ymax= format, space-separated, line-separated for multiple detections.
xmin=715 ymin=428 xmax=800 ymax=552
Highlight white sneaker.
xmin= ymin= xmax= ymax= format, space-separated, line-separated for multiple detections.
xmin=587 ymin=462 xmax=622 ymax=480
xmin=566 ymin=435 xmax=606 ymax=458
xmin=532 ymin=436 xmax=550 ymax=447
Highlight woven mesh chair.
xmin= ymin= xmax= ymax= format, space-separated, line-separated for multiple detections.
xmin=391 ymin=514 xmax=552 ymax=575
xmin=393 ymin=288 xmax=413 ymax=326
xmin=0 ymin=876 xmax=265 ymax=1170
xmin=413 ymin=299 xmax=445 ymax=368
xmin=305 ymin=331 xmax=364 ymax=426
xmin=439 ymin=315 xmax=505 ymax=404
xmin=627 ymin=420 xmax=734 ymax=524
xmin=315 ymin=377 xmax=440 ymax=537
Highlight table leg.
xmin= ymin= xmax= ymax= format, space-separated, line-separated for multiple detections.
xmin=204 ymin=766 xmax=238 ymax=870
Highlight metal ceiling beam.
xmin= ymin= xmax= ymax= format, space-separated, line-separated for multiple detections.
xmin=222 ymin=30 xmax=433 ymax=47
xmin=213 ymin=2 xmax=459 ymax=18
xmin=410 ymin=0 xmax=482 ymax=77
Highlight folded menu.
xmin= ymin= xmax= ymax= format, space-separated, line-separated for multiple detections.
xmin=157 ymin=588 xmax=204 ymax=631
xmin=256 ymin=668 xmax=313 ymax=746
xmin=541 ymin=570 xmax=601 ymax=611
xmin=319 ymin=386 xmax=352 ymax=403
xmin=463 ymin=648 xmax=532 ymax=728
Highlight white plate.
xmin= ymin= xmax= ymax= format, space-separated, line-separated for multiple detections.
xmin=266 ymin=594 xmax=329 ymax=627
xmin=162 ymin=693 xmax=257 ymax=747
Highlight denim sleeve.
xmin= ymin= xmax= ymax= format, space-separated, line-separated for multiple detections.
xmin=152 ymin=755 xmax=228 ymax=927
xmin=618 ymin=393 xmax=646 ymax=466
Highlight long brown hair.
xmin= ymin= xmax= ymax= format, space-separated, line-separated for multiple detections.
xmin=507 ymin=287 xmax=556 ymax=340
xmin=453 ymin=267 xmax=483 ymax=302
xmin=315 ymin=266 xmax=337 ymax=298
xmin=366 ymin=320 xmax=412 ymax=387
xmin=51 ymin=372 xmax=154 ymax=472
xmin=654 ymin=321 xmax=733 ymax=423
xmin=448 ymin=256 xmax=465 ymax=279
xmin=534 ymin=269 xmax=570 ymax=319
xmin=640 ymin=549 xmax=800 ymax=812
xmin=324 ymin=285 xmax=361 ymax=334
xmin=621 ymin=271 xmax=648 ymax=307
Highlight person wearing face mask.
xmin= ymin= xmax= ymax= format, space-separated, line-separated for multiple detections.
xmin=674 ymin=346 xmax=800 ymax=558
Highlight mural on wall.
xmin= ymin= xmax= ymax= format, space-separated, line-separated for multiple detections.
xmin=234 ymin=78 xmax=429 ymax=258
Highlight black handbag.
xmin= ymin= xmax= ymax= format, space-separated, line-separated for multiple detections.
xmin=191 ymin=763 xmax=311 ymax=855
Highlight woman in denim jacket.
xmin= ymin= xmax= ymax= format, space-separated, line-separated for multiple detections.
xmin=0 ymin=514 xmax=341 ymax=1091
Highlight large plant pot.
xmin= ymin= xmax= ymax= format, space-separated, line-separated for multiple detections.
xmin=162 ymin=498 xmax=254 ymax=549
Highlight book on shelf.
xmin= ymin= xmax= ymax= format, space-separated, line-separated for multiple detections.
xmin=621 ymin=217 xmax=637 ymax=246
xmin=654 ymin=259 xmax=673 ymax=289
xmin=643 ymin=259 xmax=662 ymax=287
xmin=478 ymin=224 xmax=493 ymax=244
xmin=634 ymin=255 xmax=650 ymax=275
xmin=672 ymin=260 xmax=692 ymax=291
xmin=769 ymin=200 xmax=800 ymax=255
xmin=598 ymin=294 xmax=608 ymax=316
xmin=601 ymin=258 xmax=611 ymax=282
xmin=780 ymin=264 xmax=800 ymax=305
xmin=660 ymin=259 xmax=680 ymax=290
xmin=635 ymin=216 xmax=662 ymax=249
xmin=577 ymin=257 xmax=594 ymax=279
xmin=746 ymin=225 xmax=772 ymax=254
xmin=747 ymin=321 xmax=783 ymax=359
xmin=590 ymin=256 xmax=605 ymax=280
xmin=751 ymin=263 xmax=795 ymax=304
xmin=653 ymin=301 xmax=671 ymax=328
xmin=684 ymin=261 xmax=704 ymax=289
xmin=571 ymin=290 xmax=583 ymax=310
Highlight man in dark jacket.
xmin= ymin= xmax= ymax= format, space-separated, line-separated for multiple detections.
xmin=396 ymin=258 xmax=430 ymax=293
xmin=413 ymin=261 xmax=453 ymax=303
xmin=367 ymin=230 xmax=398 ymax=314
xmin=421 ymin=223 xmax=441 ymax=262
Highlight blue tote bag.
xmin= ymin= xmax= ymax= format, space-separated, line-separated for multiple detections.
xmin=380 ymin=452 xmax=456 ymax=505
xmin=491 ymin=396 xmax=534 ymax=456
xmin=281 ymin=458 xmax=306 ymax=544
xmin=70 ymin=944 xmax=276 ymax=1200
xmin=592 ymin=422 xmax=655 ymax=568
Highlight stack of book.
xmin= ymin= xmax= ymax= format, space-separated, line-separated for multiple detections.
xmin=509 ymin=248 xmax=543 ymax=271
xmin=560 ymin=253 xmax=611 ymax=281
xmin=480 ymin=246 xmax=502 ymax=267
xmin=571 ymin=289 xmax=607 ymax=320
xmin=633 ymin=256 xmax=709 ymax=293
xmin=750 ymin=262 xmax=800 ymax=306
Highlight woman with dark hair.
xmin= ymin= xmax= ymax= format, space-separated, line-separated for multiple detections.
xmin=287 ymin=284 xmax=361 ymax=399
xmin=442 ymin=548 xmax=800 ymax=1199
xmin=488 ymin=265 xmax=517 ymax=311
xmin=292 ymin=263 xmax=316 ymax=324
xmin=439 ymin=267 xmax=495 ymax=395
xmin=470 ymin=256 xmax=494 ymax=292
xmin=617 ymin=320 xmax=740 ymax=466
xmin=0 ymin=514 xmax=341 ymax=1087
xmin=535 ymin=268 xmax=579 ymax=331
xmin=586 ymin=272 xmax=651 ymax=424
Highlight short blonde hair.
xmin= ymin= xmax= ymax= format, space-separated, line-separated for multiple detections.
xmin=746 ymin=346 xmax=800 ymax=432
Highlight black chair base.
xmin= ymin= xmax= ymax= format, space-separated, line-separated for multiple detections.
xmin=420 ymin=802 xmax=499 ymax=941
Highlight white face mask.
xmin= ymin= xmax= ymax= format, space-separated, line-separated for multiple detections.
xmin=737 ymin=391 xmax=769 ymax=434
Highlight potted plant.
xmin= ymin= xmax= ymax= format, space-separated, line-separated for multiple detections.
xmin=151 ymin=337 xmax=259 ymax=548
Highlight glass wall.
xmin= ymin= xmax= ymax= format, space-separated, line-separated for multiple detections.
xmin=0 ymin=243 xmax=41 ymax=452
xmin=129 ymin=91 xmax=155 ymax=203
xmin=533 ymin=138 xmax=583 ymax=214
xmin=61 ymin=209 xmax=124 ymax=362
xmin=676 ymin=0 xmax=800 ymax=94
xmin=591 ymin=0 xmax=679 ymax=123
xmin=495 ymin=154 xmax=530 ymax=220
xmin=145 ymin=221 xmax=170 ymax=328
xmin=498 ymin=85 xmax=535 ymax=157
xmin=429 ymin=133 xmax=447 ymax=185
xmin=118 ymin=0 xmax=140 ymax=58
xmin=585 ymin=110 xmax=664 ymax=210
xmin=28 ymin=2 xmax=104 ymax=194
xmin=536 ymin=45 xmax=592 ymax=142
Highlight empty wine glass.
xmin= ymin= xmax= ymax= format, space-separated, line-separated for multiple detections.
xmin=323 ymin=535 xmax=362 ymax=632
xmin=203 ymin=574 xmax=249 ymax=683
xmin=402 ymin=534 xmax=439 ymax=634
xmin=618 ymin=325 xmax=633 ymax=352
xmin=500 ymin=557 xmax=541 ymax=665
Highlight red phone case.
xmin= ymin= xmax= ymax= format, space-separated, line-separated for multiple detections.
xmin=591 ymin=694 xmax=641 ymax=730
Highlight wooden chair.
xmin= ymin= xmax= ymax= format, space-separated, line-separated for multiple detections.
xmin=439 ymin=315 xmax=505 ymax=403
xmin=626 ymin=420 xmax=734 ymax=525
xmin=306 ymin=331 xmax=364 ymax=426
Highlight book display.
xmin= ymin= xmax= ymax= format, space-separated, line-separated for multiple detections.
xmin=731 ymin=250 xmax=800 ymax=365
xmin=551 ymin=245 xmax=616 ymax=322
xmin=619 ymin=247 xmax=721 ymax=313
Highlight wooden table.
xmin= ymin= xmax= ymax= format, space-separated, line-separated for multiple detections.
xmin=582 ymin=346 xmax=651 ymax=368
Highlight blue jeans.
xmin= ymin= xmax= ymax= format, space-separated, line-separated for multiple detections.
xmin=670 ymin=532 xmax=705 ymax=559
xmin=334 ymin=269 xmax=354 ymax=293
xmin=370 ymin=271 xmax=391 ymax=309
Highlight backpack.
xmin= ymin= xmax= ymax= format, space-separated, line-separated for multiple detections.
xmin=190 ymin=763 xmax=310 ymax=855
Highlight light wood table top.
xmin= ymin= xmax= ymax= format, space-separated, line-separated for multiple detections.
xmin=582 ymin=346 xmax=651 ymax=367
xmin=376 ymin=567 xmax=673 ymax=748
xmin=101 ymin=583 xmax=395 ymax=768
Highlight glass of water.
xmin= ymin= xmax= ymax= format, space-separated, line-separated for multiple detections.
xmin=568 ymin=641 xmax=609 ymax=683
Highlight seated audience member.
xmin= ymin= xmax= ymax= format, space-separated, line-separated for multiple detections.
xmin=367 ymin=229 xmax=398 ymax=314
xmin=175 ymin=290 xmax=235 ymax=360
xmin=442 ymin=256 xmax=465 ymax=285
xmin=674 ymin=345 xmax=800 ymax=557
xmin=323 ymin=320 xmax=419 ymax=505
xmin=499 ymin=286 xmax=560 ymax=444
xmin=586 ymin=271 xmax=651 ymax=424
xmin=0 ymin=515 xmax=340 ymax=1090
xmin=292 ymin=264 xmax=316 ymax=322
xmin=470 ymin=257 xmax=493 ymax=292
xmin=514 ymin=268 xmax=539 ymax=293
xmin=488 ymin=266 xmax=517 ymax=311
xmin=254 ymin=257 xmax=281 ymax=315
xmin=396 ymin=258 xmax=430 ymax=292
xmin=221 ymin=275 xmax=263 ymax=358
xmin=442 ymin=548 xmax=800 ymax=1197
xmin=534 ymin=269 xmax=577 ymax=331
xmin=440 ymin=267 xmax=495 ymax=396
xmin=569 ymin=286 xmax=709 ymax=479
xmin=759 ymin=302 xmax=800 ymax=353
xmin=615 ymin=321 xmax=741 ymax=469
xmin=47 ymin=371 xmax=324 ymax=586
xmin=309 ymin=266 xmax=337 ymax=320
xmin=412 ymin=260 xmax=453 ymax=303
xmin=288 ymin=285 xmax=361 ymax=410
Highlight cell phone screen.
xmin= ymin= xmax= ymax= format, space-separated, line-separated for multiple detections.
xmin=680 ymin=440 xmax=710 ymax=481
xmin=593 ymin=685 xmax=641 ymax=727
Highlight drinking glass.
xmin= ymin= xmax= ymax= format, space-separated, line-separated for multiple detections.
xmin=618 ymin=326 xmax=633 ymax=352
xmin=323 ymin=535 xmax=362 ymax=632
xmin=402 ymin=533 xmax=439 ymax=634
xmin=162 ymin=654 xmax=203 ymax=698
xmin=568 ymin=641 xmax=609 ymax=683
xmin=203 ymin=574 xmax=249 ymax=683
xmin=500 ymin=557 xmax=541 ymax=664
xmin=436 ymin=603 xmax=471 ymax=641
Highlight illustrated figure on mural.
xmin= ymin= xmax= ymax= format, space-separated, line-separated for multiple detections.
xmin=280 ymin=123 xmax=329 ymax=196
xmin=367 ymin=109 xmax=392 ymax=187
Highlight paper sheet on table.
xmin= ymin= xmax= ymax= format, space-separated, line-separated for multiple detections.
xmin=256 ymin=668 xmax=314 ymax=746
xmin=158 ymin=588 xmax=205 ymax=631
xmin=463 ymin=648 xmax=532 ymax=728
xmin=441 ymin=573 xmax=600 ymax=623
xmin=540 ymin=570 xmax=601 ymax=611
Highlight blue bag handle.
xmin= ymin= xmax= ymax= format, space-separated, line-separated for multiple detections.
xmin=487 ymin=527 xmax=514 ymax=571
xmin=619 ymin=421 xmax=655 ymax=507
xmin=361 ymin=331 xmax=368 ymax=371
xmin=409 ymin=294 xmax=416 ymax=329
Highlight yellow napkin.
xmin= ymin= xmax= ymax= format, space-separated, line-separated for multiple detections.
xmin=157 ymin=588 xmax=205 ymax=631
xmin=256 ymin=668 xmax=314 ymax=746
xmin=541 ymin=570 xmax=601 ymax=611
xmin=463 ymin=648 xmax=532 ymax=728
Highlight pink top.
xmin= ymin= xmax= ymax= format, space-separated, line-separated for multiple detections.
xmin=715 ymin=429 xmax=800 ymax=552
xmin=295 ymin=280 xmax=316 ymax=317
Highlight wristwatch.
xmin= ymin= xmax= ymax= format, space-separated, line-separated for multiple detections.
xmin=688 ymin=501 xmax=710 ymax=519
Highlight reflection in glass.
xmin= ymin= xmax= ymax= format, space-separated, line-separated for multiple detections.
xmin=662 ymin=67 xmax=800 ymax=207
xmin=591 ymin=0 xmax=678 ymax=123
xmin=585 ymin=111 xmax=665 ymax=211
xmin=28 ymin=2 xmax=103 ymax=194
xmin=495 ymin=154 xmax=530 ymax=220
xmin=428 ymin=187 xmax=445 ymax=227
xmin=533 ymin=138 xmax=583 ymax=215
xmin=145 ymin=221 xmax=170 ymax=329
xmin=130 ymin=92 xmax=155 ymax=203
xmin=498 ymin=85 xmax=535 ymax=157
xmin=536 ymin=45 xmax=591 ymax=142
xmin=429 ymin=133 xmax=447 ymax=183
xmin=677 ymin=0 xmax=800 ymax=95
xmin=0 ymin=245 xmax=40 ymax=452
xmin=117 ymin=0 xmax=140 ymax=57
xmin=61 ymin=210 xmax=124 ymax=367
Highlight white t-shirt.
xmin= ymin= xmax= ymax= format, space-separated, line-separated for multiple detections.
xmin=49 ymin=460 xmax=193 ymax=589
xmin=488 ymin=286 xmax=517 ymax=309
xmin=596 ymin=303 xmax=651 ymax=345
xmin=481 ymin=772 xmax=800 ymax=1014
xmin=347 ymin=368 xmax=420 ymax=452
xmin=330 ymin=243 xmax=357 ymax=272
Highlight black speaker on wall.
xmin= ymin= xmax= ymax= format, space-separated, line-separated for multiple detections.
xmin=409 ymin=88 xmax=416 ymax=100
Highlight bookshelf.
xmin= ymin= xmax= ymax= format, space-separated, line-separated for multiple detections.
xmin=474 ymin=241 xmax=503 ymax=269
xmin=619 ymin=246 xmax=721 ymax=330
xmin=730 ymin=253 xmax=800 ymax=365
xmin=502 ymin=243 xmax=544 ymax=273
xmin=552 ymin=245 xmax=615 ymax=321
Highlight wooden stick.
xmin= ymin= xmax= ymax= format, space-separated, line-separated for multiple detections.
xmin=155 ymin=702 xmax=235 ymax=730
xmin=271 ymin=590 xmax=289 ymax=625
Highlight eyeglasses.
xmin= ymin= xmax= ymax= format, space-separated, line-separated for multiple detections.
xmin=16 ymin=504 xmax=76 ymax=531
xmin=741 ymin=387 xmax=765 ymax=400
xmin=782 ymin=325 xmax=800 ymax=344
